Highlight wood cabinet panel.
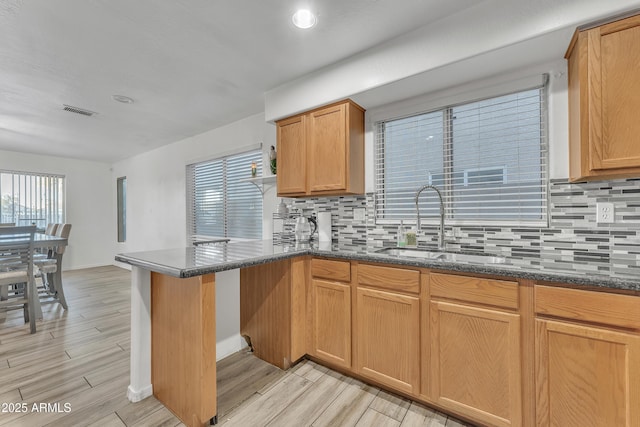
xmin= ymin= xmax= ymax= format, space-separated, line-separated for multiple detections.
xmin=535 ymin=319 xmax=640 ymax=427
xmin=430 ymin=301 xmax=522 ymax=427
xmin=356 ymin=287 xmax=420 ymax=395
xmin=308 ymin=104 xmax=347 ymax=192
xmin=358 ymin=264 xmax=420 ymax=294
xmin=566 ymin=13 xmax=640 ymax=181
xmin=430 ymin=272 xmax=518 ymax=310
xmin=276 ymin=99 xmax=364 ymax=197
xmin=599 ymin=22 xmax=640 ymax=169
xmin=535 ymin=285 xmax=640 ymax=330
xmin=290 ymin=257 xmax=308 ymax=362
xmin=311 ymin=258 xmax=351 ymax=282
xmin=151 ymin=272 xmax=216 ymax=427
xmin=276 ymin=114 xmax=307 ymax=196
xmin=311 ymin=279 xmax=351 ymax=368
xmin=240 ymin=260 xmax=292 ymax=369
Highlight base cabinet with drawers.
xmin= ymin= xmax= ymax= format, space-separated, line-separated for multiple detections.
xmin=240 ymin=257 xmax=640 ymax=427
xmin=310 ymin=258 xmax=352 ymax=369
xmin=355 ymin=264 xmax=420 ymax=395
xmin=429 ymin=273 xmax=522 ymax=427
xmin=535 ymin=285 xmax=640 ymax=427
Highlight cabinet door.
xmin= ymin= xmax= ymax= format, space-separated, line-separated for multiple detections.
xmin=356 ymin=287 xmax=420 ymax=395
xmin=307 ymin=104 xmax=347 ymax=193
xmin=430 ymin=301 xmax=521 ymax=427
xmin=312 ymin=279 xmax=351 ymax=369
xmin=591 ymin=16 xmax=640 ymax=170
xmin=276 ymin=114 xmax=307 ymax=196
xmin=536 ymin=319 xmax=640 ymax=427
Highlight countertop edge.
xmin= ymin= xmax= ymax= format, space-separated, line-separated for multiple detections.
xmin=116 ymin=246 xmax=640 ymax=292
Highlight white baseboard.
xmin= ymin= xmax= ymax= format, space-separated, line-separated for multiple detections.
xmin=64 ymin=263 xmax=115 ymax=271
xmin=127 ymin=384 xmax=153 ymax=403
xmin=113 ymin=261 xmax=132 ymax=271
xmin=217 ymin=333 xmax=248 ymax=361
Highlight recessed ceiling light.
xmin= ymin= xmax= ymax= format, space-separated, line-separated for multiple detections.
xmin=292 ymin=9 xmax=317 ymax=29
xmin=112 ymin=94 xmax=134 ymax=104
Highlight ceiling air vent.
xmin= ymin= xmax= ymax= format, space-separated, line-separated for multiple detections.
xmin=62 ymin=104 xmax=97 ymax=117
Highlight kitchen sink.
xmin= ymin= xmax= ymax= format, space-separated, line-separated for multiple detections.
xmin=434 ymin=252 xmax=506 ymax=264
xmin=374 ymin=248 xmax=444 ymax=259
xmin=376 ymin=247 xmax=506 ymax=264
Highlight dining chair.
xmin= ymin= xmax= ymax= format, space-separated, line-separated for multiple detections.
xmin=0 ymin=226 xmax=37 ymax=333
xmin=44 ymin=223 xmax=58 ymax=236
xmin=35 ymin=223 xmax=71 ymax=310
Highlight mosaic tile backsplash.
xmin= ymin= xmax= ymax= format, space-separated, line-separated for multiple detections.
xmin=278 ymin=178 xmax=640 ymax=276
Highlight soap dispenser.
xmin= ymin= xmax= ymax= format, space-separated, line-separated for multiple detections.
xmin=397 ymin=220 xmax=407 ymax=247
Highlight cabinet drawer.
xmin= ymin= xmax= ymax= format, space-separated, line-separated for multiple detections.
xmin=535 ymin=285 xmax=640 ymax=330
xmin=311 ymin=258 xmax=351 ymax=282
xmin=357 ymin=264 xmax=420 ymax=294
xmin=430 ymin=273 xmax=519 ymax=310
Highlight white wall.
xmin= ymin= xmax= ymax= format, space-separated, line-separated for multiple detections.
xmin=0 ymin=149 xmax=114 ymax=270
xmin=265 ymin=0 xmax=640 ymax=121
xmin=111 ymin=112 xmax=277 ymax=255
xmin=111 ymin=112 xmax=277 ymax=359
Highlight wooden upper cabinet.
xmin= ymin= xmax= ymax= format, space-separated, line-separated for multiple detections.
xmin=276 ymin=99 xmax=365 ymax=197
xmin=566 ymin=14 xmax=640 ymax=181
xmin=276 ymin=114 xmax=307 ymax=196
xmin=308 ymin=104 xmax=347 ymax=192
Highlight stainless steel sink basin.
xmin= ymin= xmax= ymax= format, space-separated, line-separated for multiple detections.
xmin=376 ymin=248 xmax=506 ymax=264
xmin=434 ymin=252 xmax=506 ymax=264
xmin=374 ymin=248 xmax=444 ymax=259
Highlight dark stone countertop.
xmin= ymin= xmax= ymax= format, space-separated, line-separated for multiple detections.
xmin=115 ymin=240 xmax=640 ymax=292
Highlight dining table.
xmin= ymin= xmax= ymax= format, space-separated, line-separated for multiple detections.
xmin=0 ymin=230 xmax=69 ymax=317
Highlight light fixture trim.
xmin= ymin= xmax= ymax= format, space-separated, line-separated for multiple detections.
xmin=292 ymin=9 xmax=317 ymax=29
xmin=112 ymin=94 xmax=135 ymax=104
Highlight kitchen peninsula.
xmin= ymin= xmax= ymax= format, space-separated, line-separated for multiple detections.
xmin=116 ymin=240 xmax=640 ymax=427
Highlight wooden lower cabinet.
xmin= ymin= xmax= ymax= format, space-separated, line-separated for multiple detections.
xmin=311 ymin=278 xmax=351 ymax=368
xmin=356 ymin=286 xmax=420 ymax=395
xmin=241 ymin=257 xmax=640 ymax=427
xmin=535 ymin=319 xmax=640 ymax=427
xmin=240 ymin=257 xmax=307 ymax=370
xmin=151 ymin=272 xmax=216 ymax=427
xmin=430 ymin=300 xmax=522 ymax=427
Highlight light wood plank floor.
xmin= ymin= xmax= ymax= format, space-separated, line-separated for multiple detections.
xmin=0 ymin=266 xmax=474 ymax=427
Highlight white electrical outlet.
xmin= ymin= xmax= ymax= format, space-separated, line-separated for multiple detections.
xmin=353 ymin=208 xmax=366 ymax=222
xmin=596 ymin=202 xmax=614 ymax=224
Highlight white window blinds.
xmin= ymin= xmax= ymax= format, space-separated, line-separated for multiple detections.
xmin=187 ymin=150 xmax=263 ymax=242
xmin=0 ymin=170 xmax=65 ymax=229
xmin=375 ymin=85 xmax=547 ymax=225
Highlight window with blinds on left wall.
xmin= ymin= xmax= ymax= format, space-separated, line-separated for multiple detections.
xmin=186 ymin=149 xmax=263 ymax=242
xmin=0 ymin=170 xmax=65 ymax=229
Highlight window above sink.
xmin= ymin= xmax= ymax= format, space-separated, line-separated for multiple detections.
xmin=372 ymin=78 xmax=549 ymax=228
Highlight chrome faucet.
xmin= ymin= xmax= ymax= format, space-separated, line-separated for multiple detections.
xmin=415 ymin=185 xmax=445 ymax=250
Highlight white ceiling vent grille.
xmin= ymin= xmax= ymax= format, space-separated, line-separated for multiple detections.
xmin=62 ymin=104 xmax=97 ymax=117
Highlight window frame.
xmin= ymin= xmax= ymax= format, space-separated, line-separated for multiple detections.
xmin=0 ymin=169 xmax=66 ymax=229
xmin=372 ymin=77 xmax=549 ymax=228
xmin=186 ymin=148 xmax=264 ymax=243
xmin=116 ymin=176 xmax=126 ymax=242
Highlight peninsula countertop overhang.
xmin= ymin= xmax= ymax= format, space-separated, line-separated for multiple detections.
xmin=115 ymin=240 xmax=640 ymax=292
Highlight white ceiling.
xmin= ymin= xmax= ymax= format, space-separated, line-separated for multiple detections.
xmin=0 ymin=0 xmax=480 ymax=163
